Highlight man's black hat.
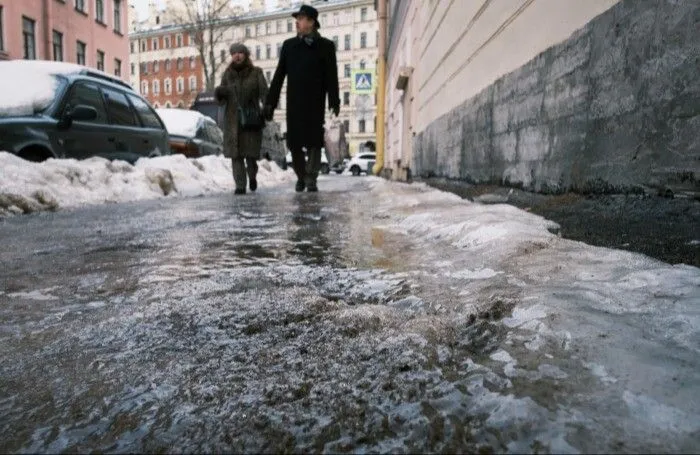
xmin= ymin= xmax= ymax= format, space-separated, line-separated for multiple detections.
xmin=292 ymin=4 xmax=321 ymax=28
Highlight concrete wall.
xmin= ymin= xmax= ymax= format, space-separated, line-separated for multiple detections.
xmin=387 ymin=0 xmax=700 ymax=193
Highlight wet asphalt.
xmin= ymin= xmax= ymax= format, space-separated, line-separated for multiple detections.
xmin=0 ymin=175 xmax=698 ymax=453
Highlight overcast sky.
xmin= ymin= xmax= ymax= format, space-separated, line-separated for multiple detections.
xmin=130 ymin=0 xmax=280 ymax=20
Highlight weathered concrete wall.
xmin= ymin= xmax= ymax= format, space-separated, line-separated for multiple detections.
xmin=413 ymin=0 xmax=699 ymax=193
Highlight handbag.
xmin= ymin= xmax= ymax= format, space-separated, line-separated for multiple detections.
xmin=233 ymin=84 xmax=264 ymax=131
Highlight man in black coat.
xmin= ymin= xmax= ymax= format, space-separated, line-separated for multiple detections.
xmin=264 ymin=4 xmax=340 ymax=192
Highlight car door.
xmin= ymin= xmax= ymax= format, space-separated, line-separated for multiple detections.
xmin=99 ymin=85 xmax=144 ymax=162
xmin=127 ymin=93 xmax=169 ymax=157
xmin=54 ymin=82 xmax=111 ymax=160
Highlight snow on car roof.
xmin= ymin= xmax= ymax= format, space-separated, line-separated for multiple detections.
xmin=0 ymin=60 xmax=128 ymax=117
xmin=156 ymin=108 xmax=206 ymax=138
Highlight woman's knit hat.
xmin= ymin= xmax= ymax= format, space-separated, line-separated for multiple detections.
xmin=229 ymin=43 xmax=250 ymax=56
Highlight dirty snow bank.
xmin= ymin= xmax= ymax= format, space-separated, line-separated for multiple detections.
xmin=0 ymin=152 xmax=295 ymax=216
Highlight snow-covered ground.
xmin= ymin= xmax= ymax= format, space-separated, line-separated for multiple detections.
xmin=0 ymin=152 xmax=295 ymax=216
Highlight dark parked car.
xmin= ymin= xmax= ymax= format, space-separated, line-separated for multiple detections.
xmin=189 ymin=91 xmax=224 ymax=128
xmin=0 ymin=61 xmax=169 ymax=164
xmin=156 ymin=108 xmax=223 ymax=157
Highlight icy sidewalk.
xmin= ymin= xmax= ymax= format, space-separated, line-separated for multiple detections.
xmin=364 ymin=178 xmax=700 ymax=452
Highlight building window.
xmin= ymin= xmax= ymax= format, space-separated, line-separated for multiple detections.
xmin=276 ymin=20 xmax=281 ymax=33
xmin=164 ymin=78 xmax=171 ymax=95
xmin=176 ymin=57 xmax=183 ymax=71
xmin=276 ymin=43 xmax=281 ymax=57
xmin=22 ymin=17 xmax=36 ymax=60
xmin=164 ymin=36 xmax=170 ymax=48
xmin=96 ymin=50 xmax=105 ymax=70
xmin=360 ymin=32 xmax=367 ymax=49
xmin=343 ymin=120 xmax=350 ymax=133
xmin=75 ymin=0 xmax=86 ymax=13
xmin=114 ymin=59 xmax=121 ymax=77
xmin=153 ymin=60 xmax=159 ymax=72
xmin=287 ymin=20 xmax=292 ymax=32
xmin=333 ymin=12 xmax=339 ymax=26
xmin=140 ymin=40 xmax=146 ymax=52
xmin=152 ymin=38 xmax=159 ymax=50
xmin=0 ymin=6 xmax=4 ymax=51
xmin=189 ymin=33 xmax=196 ymax=46
xmin=376 ymin=30 xmax=379 ymax=47
xmin=152 ymin=79 xmax=160 ymax=95
xmin=189 ymin=56 xmax=195 ymax=69
xmin=176 ymin=34 xmax=182 ymax=47
xmin=113 ymin=0 xmax=122 ymax=33
xmin=255 ymin=46 xmax=260 ymax=60
xmin=130 ymin=63 xmax=135 ymax=75
xmin=373 ymin=116 xmax=376 ymax=132
xmin=266 ymin=22 xmax=271 ymax=34
xmin=141 ymin=80 xmax=148 ymax=95
xmin=359 ymin=119 xmax=366 ymax=133
xmin=76 ymin=41 xmax=86 ymax=65
xmin=52 ymin=30 xmax=64 ymax=61
xmin=256 ymin=24 xmax=261 ymax=35
xmin=360 ymin=7 xmax=367 ymax=22
xmin=96 ymin=0 xmax=104 ymax=23
xmin=266 ymin=44 xmax=271 ymax=60
xmin=165 ymin=59 xmax=171 ymax=71
xmin=332 ymin=36 xmax=338 ymax=50
xmin=245 ymin=26 xmax=251 ymax=38
xmin=176 ymin=77 xmax=184 ymax=94
xmin=343 ymin=92 xmax=350 ymax=106
xmin=130 ymin=41 xmax=134 ymax=53
xmin=189 ymin=76 xmax=197 ymax=91
xmin=344 ymin=34 xmax=351 ymax=51
xmin=139 ymin=62 xmax=147 ymax=74
xmin=344 ymin=64 xmax=351 ymax=78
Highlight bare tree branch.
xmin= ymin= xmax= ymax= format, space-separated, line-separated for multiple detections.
xmin=169 ymin=0 xmax=239 ymax=91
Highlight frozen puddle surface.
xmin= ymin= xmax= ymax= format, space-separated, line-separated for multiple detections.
xmin=1 ymin=178 xmax=698 ymax=453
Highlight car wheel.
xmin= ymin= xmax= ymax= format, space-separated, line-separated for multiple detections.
xmin=18 ymin=147 xmax=52 ymax=163
xmin=320 ymin=163 xmax=330 ymax=174
xmin=351 ymin=165 xmax=361 ymax=176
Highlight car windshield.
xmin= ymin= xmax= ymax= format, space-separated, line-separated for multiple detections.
xmin=0 ymin=73 xmax=66 ymax=117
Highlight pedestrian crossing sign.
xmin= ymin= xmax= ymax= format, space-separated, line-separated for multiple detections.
xmin=352 ymin=70 xmax=374 ymax=94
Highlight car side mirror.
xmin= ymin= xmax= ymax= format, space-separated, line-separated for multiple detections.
xmin=58 ymin=104 xmax=97 ymax=129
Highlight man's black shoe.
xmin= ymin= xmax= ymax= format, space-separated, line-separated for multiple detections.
xmin=234 ymin=188 xmax=246 ymax=195
xmin=295 ymin=180 xmax=306 ymax=192
xmin=306 ymin=182 xmax=318 ymax=192
xmin=249 ymin=178 xmax=257 ymax=192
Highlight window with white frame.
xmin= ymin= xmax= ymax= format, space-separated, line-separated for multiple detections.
xmin=176 ymin=77 xmax=184 ymax=94
xmin=114 ymin=58 xmax=121 ymax=77
xmin=164 ymin=78 xmax=172 ymax=95
xmin=96 ymin=50 xmax=105 ymax=70
xmin=266 ymin=22 xmax=271 ymax=34
xmin=141 ymin=80 xmax=148 ymax=95
xmin=152 ymin=79 xmax=160 ymax=94
xmin=152 ymin=38 xmax=158 ymax=50
xmin=164 ymin=36 xmax=170 ymax=48
xmin=359 ymin=119 xmax=366 ymax=133
xmin=153 ymin=60 xmax=159 ymax=72
xmin=344 ymin=64 xmax=350 ymax=78
xmin=189 ymin=56 xmax=195 ymax=69
xmin=360 ymin=32 xmax=367 ymax=49
xmin=113 ymin=0 xmax=122 ymax=33
xmin=176 ymin=34 xmax=182 ymax=47
xmin=0 ymin=6 xmax=4 ymax=51
xmin=96 ymin=0 xmax=105 ymax=23
xmin=189 ymin=76 xmax=197 ymax=91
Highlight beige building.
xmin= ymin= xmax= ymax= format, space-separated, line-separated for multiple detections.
xmin=129 ymin=0 xmax=378 ymax=155
xmin=384 ymin=0 xmax=621 ymax=182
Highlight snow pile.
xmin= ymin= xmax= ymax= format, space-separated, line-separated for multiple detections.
xmin=156 ymin=108 xmax=204 ymax=137
xmin=0 ymin=152 xmax=295 ymax=216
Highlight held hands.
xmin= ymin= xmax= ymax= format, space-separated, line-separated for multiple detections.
xmin=263 ymin=105 xmax=275 ymax=121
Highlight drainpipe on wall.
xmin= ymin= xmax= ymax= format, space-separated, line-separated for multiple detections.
xmin=372 ymin=0 xmax=387 ymax=177
xmin=43 ymin=0 xmax=53 ymax=60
